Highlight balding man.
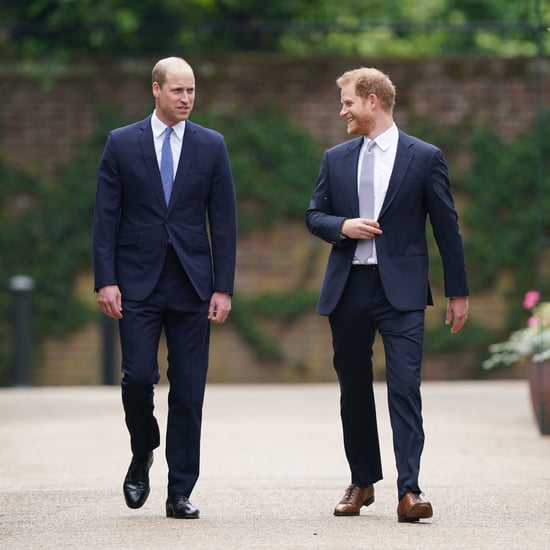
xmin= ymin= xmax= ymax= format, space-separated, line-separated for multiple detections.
xmin=93 ymin=57 xmax=237 ymax=519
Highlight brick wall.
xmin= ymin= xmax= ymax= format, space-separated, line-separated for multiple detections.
xmin=1 ymin=54 xmax=548 ymax=384
xmin=3 ymin=55 xmax=547 ymax=178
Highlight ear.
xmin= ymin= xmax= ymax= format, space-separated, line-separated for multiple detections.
xmin=152 ymin=82 xmax=160 ymax=98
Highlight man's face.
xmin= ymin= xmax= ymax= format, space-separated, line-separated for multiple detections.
xmin=153 ymin=65 xmax=195 ymax=126
xmin=339 ymin=82 xmax=374 ymax=136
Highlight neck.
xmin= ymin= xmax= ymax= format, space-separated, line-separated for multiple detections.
xmin=368 ymin=114 xmax=394 ymax=140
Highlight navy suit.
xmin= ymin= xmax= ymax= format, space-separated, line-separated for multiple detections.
xmin=93 ymin=116 xmax=237 ymax=498
xmin=306 ymin=130 xmax=468 ymax=498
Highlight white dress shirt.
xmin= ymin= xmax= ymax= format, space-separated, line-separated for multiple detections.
xmin=353 ymin=123 xmax=399 ymax=264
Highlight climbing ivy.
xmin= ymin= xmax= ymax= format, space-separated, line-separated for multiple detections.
xmin=193 ymin=107 xmax=322 ymax=232
xmin=230 ymin=290 xmax=321 ymax=362
xmin=1 ymin=105 xmax=547 ymax=384
xmin=460 ymin=117 xmax=550 ymax=294
xmin=412 ymin=112 xmax=550 ymax=369
xmin=194 ymin=107 xmax=323 ymax=362
xmin=0 ymin=114 xmax=118 ymax=384
xmin=0 ymin=107 xmax=323 ymax=384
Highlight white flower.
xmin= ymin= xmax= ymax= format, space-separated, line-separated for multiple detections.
xmin=482 ymin=292 xmax=550 ymax=370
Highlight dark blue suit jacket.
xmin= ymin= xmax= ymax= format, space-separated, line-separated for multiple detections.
xmin=306 ymin=130 xmax=468 ymax=316
xmin=93 ymin=116 xmax=237 ymax=301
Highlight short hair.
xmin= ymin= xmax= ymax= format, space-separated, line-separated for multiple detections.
xmin=336 ymin=67 xmax=396 ymax=112
xmin=152 ymin=57 xmax=192 ymax=87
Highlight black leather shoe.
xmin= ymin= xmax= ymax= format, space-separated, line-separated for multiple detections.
xmin=166 ymin=495 xmax=200 ymax=519
xmin=123 ymin=452 xmax=153 ymax=509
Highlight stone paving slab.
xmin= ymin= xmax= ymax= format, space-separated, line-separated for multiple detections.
xmin=1 ymin=381 xmax=549 ymax=549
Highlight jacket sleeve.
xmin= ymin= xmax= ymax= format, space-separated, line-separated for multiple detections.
xmin=306 ymin=151 xmax=349 ymax=246
xmin=92 ymin=131 xmax=121 ymax=291
xmin=207 ymin=135 xmax=237 ymax=295
xmin=424 ymin=147 xmax=469 ymax=298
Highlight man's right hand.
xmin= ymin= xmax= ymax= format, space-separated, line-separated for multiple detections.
xmin=97 ymin=284 xmax=123 ymax=319
xmin=341 ymin=218 xmax=383 ymax=240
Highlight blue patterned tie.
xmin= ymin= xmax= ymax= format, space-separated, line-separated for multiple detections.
xmin=160 ymin=126 xmax=174 ymax=205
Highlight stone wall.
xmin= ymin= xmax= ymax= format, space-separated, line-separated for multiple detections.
xmin=1 ymin=54 xmax=548 ymax=384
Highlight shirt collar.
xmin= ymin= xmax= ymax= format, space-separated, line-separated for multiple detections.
xmin=363 ymin=123 xmax=398 ymax=152
xmin=151 ymin=111 xmax=186 ymax=140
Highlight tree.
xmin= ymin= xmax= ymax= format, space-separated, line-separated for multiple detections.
xmin=1 ymin=0 xmax=547 ymax=59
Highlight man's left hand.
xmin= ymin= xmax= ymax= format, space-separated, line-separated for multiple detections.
xmin=446 ymin=296 xmax=469 ymax=333
xmin=208 ymin=291 xmax=232 ymax=324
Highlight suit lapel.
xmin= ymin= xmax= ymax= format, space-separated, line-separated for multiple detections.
xmin=379 ymin=131 xmax=414 ymax=218
xmin=166 ymin=121 xmax=197 ymax=211
xmin=138 ymin=116 xmax=167 ymax=209
xmin=343 ymin=138 xmax=362 ymax=217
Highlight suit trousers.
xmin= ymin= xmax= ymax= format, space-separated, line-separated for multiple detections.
xmin=119 ymin=244 xmax=210 ymax=498
xmin=328 ymin=265 xmax=425 ymax=499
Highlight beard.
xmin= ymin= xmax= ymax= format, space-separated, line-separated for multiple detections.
xmin=346 ymin=114 xmax=374 ymax=136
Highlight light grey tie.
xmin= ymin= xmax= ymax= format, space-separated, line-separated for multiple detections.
xmin=160 ymin=126 xmax=174 ymax=205
xmin=355 ymin=140 xmax=376 ymax=263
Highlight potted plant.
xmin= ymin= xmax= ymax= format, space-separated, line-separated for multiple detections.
xmin=483 ymin=291 xmax=550 ymax=435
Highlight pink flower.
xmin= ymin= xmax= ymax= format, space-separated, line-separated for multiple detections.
xmin=523 ymin=290 xmax=541 ymax=310
xmin=527 ymin=316 xmax=540 ymax=327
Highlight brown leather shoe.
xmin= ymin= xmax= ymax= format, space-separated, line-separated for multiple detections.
xmin=397 ymin=492 xmax=433 ymax=523
xmin=333 ymin=484 xmax=375 ymax=516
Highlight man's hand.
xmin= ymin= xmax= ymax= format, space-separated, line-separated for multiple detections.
xmin=208 ymin=291 xmax=232 ymax=324
xmin=341 ymin=218 xmax=383 ymax=240
xmin=97 ymin=285 xmax=123 ymax=319
xmin=446 ymin=296 xmax=469 ymax=333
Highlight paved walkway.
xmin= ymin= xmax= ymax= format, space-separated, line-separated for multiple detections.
xmin=1 ymin=381 xmax=549 ymax=549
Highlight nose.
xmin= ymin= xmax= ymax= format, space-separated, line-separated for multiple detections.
xmin=339 ymin=105 xmax=347 ymax=117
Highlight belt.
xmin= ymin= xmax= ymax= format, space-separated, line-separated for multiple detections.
xmin=351 ymin=264 xmax=378 ymax=270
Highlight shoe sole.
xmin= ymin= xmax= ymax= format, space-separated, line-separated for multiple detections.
xmin=124 ymin=487 xmax=150 ymax=509
xmin=333 ymin=496 xmax=375 ymax=516
xmin=397 ymin=506 xmax=433 ymax=523
xmin=166 ymin=509 xmax=200 ymax=519
xmin=166 ymin=504 xmax=200 ymax=519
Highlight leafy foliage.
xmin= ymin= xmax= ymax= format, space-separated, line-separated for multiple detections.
xmin=0 ymin=107 xmax=322 ymax=383
xmin=194 ymin=108 xmax=322 ymax=232
xmin=1 ymin=85 xmax=547 ymax=382
xmin=2 ymin=0 xmax=547 ymax=60
xmin=194 ymin=108 xmax=323 ymax=363
xmin=229 ymin=290 xmax=320 ymax=362
xmin=405 ymin=111 xmax=550 ymax=369
xmin=459 ymin=112 xmax=550 ymax=297
xmin=0 ymin=112 xmax=127 ymax=383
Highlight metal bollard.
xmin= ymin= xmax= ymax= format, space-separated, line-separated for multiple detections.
xmin=9 ymin=275 xmax=35 ymax=386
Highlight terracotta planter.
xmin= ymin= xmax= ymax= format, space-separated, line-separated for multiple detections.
xmin=527 ymin=358 xmax=550 ymax=435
